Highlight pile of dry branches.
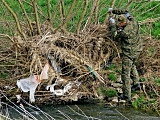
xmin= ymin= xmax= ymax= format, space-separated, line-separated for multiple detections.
xmin=0 ymin=22 xmax=115 ymax=103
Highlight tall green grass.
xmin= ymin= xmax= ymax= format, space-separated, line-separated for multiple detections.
xmin=0 ymin=0 xmax=159 ymax=38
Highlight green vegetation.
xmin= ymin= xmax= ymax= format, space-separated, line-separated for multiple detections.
xmin=105 ymin=88 xmax=117 ymax=98
xmin=132 ymin=95 xmax=159 ymax=115
xmin=147 ymin=47 xmax=156 ymax=56
xmin=99 ymin=87 xmax=117 ymax=98
xmin=0 ymin=0 xmax=159 ymax=37
xmin=140 ymin=77 xmax=146 ymax=82
xmin=108 ymin=73 xmax=117 ymax=81
xmin=132 ymin=96 xmax=146 ymax=109
xmin=154 ymin=78 xmax=160 ymax=86
xmin=108 ymin=64 xmax=117 ymax=70
xmin=0 ymin=72 xmax=8 ymax=79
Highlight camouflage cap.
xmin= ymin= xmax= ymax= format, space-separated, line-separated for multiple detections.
xmin=118 ymin=15 xmax=126 ymax=22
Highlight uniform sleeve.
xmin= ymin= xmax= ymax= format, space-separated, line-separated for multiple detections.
xmin=118 ymin=31 xmax=128 ymax=39
xmin=115 ymin=30 xmax=128 ymax=43
xmin=108 ymin=23 xmax=117 ymax=40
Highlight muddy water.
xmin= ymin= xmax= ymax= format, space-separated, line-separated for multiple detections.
xmin=3 ymin=103 xmax=160 ymax=120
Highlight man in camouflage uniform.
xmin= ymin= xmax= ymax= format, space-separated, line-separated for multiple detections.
xmin=107 ymin=8 xmax=142 ymax=102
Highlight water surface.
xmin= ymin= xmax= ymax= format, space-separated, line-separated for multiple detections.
xmin=2 ymin=103 xmax=160 ymax=120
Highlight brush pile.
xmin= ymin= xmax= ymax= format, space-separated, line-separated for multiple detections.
xmin=0 ymin=22 xmax=115 ymax=104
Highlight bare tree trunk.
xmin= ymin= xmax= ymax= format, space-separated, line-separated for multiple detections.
xmin=47 ymin=0 xmax=51 ymax=21
xmin=54 ymin=0 xmax=77 ymax=33
xmin=76 ymin=0 xmax=88 ymax=34
xmin=1 ymin=0 xmax=25 ymax=38
xmin=18 ymin=0 xmax=33 ymax=35
xmin=59 ymin=0 xmax=65 ymax=23
xmin=51 ymin=1 xmax=60 ymax=27
xmin=63 ymin=0 xmax=77 ymax=30
xmin=59 ymin=0 xmax=66 ymax=32
xmin=32 ymin=0 xmax=41 ymax=35
xmin=95 ymin=0 xmax=100 ymax=24
xmin=83 ymin=0 xmax=100 ymax=31
xmin=84 ymin=0 xmax=96 ymax=27
xmin=21 ymin=0 xmax=47 ymax=19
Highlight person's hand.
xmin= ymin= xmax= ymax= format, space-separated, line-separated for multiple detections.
xmin=108 ymin=8 xmax=113 ymax=13
xmin=117 ymin=28 xmax=123 ymax=33
xmin=109 ymin=17 xmax=115 ymax=24
xmin=125 ymin=12 xmax=133 ymax=21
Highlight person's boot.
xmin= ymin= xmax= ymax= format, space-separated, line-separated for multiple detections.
xmin=131 ymin=83 xmax=141 ymax=91
xmin=118 ymin=94 xmax=132 ymax=106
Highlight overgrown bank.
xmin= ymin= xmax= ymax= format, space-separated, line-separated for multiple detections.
xmin=0 ymin=23 xmax=160 ymax=114
xmin=0 ymin=0 xmax=160 ymax=116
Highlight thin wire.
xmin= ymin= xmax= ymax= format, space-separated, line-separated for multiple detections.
xmin=21 ymin=98 xmax=55 ymax=120
xmin=57 ymin=110 xmax=73 ymax=120
xmin=110 ymin=103 xmax=130 ymax=120
xmin=1 ymin=92 xmax=38 ymax=120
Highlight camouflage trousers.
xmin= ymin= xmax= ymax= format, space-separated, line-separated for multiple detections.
xmin=121 ymin=55 xmax=139 ymax=101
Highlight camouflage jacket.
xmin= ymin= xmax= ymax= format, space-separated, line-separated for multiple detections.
xmin=109 ymin=16 xmax=142 ymax=60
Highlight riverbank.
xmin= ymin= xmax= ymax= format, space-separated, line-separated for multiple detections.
xmin=0 ymin=28 xmax=160 ymax=115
